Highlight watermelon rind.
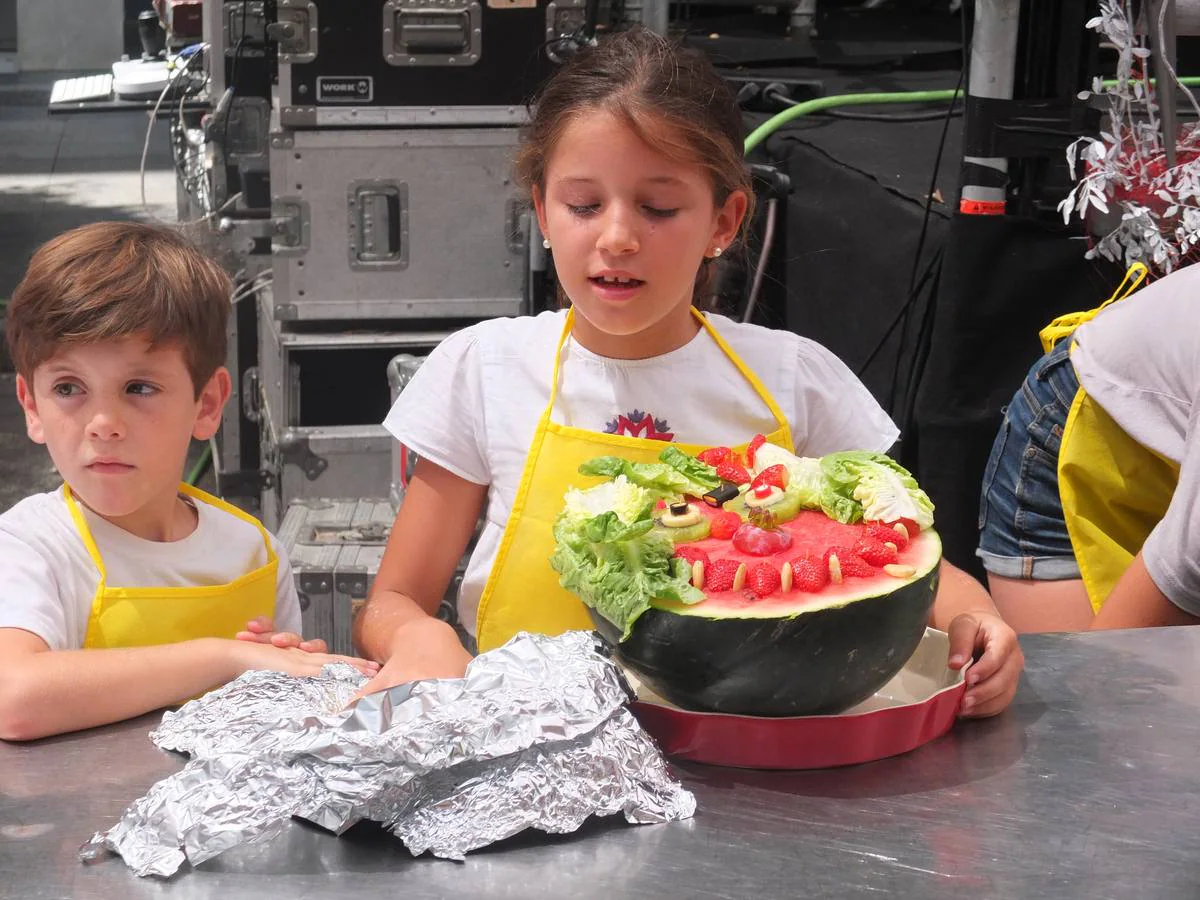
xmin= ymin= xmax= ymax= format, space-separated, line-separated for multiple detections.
xmin=588 ymin=529 xmax=942 ymax=717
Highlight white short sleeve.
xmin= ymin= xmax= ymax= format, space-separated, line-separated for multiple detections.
xmin=791 ymin=338 xmax=899 ymax=456
xmin=0 ymin=529 xmax=69 ymax=650
xmin=1142 ymin=399 xmax=1200 ymax=616
xmin=382 ymin=329 xmax=490 ymax=485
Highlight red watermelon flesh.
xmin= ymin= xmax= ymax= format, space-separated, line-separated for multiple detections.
xmin=668 ymin=508 xmax=935 ymax=610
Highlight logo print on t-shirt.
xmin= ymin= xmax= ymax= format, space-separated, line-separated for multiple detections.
xmin=605 ymin=409 xmax=674 ymax=441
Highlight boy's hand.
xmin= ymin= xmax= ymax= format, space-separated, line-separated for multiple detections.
xmin=947 ymin=611 xmax=1024 ymax=718
xmin=235 ymin=616 xmax=328 ymax=653
xmin=352 ymin=617 xmax=472 ymax=702
xmin=231 ymin=641 xmax=380 ymax=679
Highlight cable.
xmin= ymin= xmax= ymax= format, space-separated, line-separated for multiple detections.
xmin=741 ymin=197 xmax=778 ymax=324
xmin=139 ymin=74 xmax=178 ymax=218
xmin=221 ymin=3 xmax=249 ymax=155
xmin=208 ymin=436 xmax=222 ymax=494
xmin=1158 ymin=0 xmax=1200 ymax=121
xmin=742 ymin=78 xmax=1200 ymax=162
xmin=140 ymin=45 xmax=212 ymax=221
xmin=855 ymin=246 xmax=943 ymax=378
xmin=230 ymin=270 xmax=273 ymax=305
xmin=887 ymin=45 xmax=966 ymax=419
xmin=822 ymin=106 xmax=964 ymax=123
xmin=185 ymin=444 xmax=212 ymax=486
xmin=744 ymin=89 xmax=963 ymax=155
xmin=764 ymin=88 xmax=964 ymax=123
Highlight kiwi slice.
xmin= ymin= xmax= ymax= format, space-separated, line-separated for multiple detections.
xmin=653 ymin=518 xmax=711 ymax=544
xmin=727 ymin=485 xmax=804 ymax=524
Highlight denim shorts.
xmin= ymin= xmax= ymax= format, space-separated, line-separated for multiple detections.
xmin=976 ymin=338 xmax=1082 ymax=580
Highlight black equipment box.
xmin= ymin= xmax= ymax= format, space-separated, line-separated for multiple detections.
xmin=274 ymin=0 xmax=587 ymax=127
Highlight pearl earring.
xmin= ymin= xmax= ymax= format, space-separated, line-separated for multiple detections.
xmin=542 ymin=238 xmax=551 ymax=249
xmin=712 ymin=247 xmax=723 ymax=258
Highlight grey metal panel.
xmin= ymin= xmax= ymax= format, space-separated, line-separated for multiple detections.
xmin=256 ymin=307 xmax=451 ymax=526
xmin=268 ymin=426 xmax=393 ymax=529
xmin=332 ymin=543 xmax=387 ymax=656
xmin=279 ymin=498 xmax=394 ymax=649
xmin=267 ymin=122 xmax=528 ymax=320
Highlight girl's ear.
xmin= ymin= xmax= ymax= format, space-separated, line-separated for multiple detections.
xmin=712 ymin=189 xmax=749 ymax=252
xmin=532 ymin=184 xmax=550 ymax=244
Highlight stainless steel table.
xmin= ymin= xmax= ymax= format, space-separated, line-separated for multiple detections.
xmin=3 ymin=627 xmax=1199 ymax=899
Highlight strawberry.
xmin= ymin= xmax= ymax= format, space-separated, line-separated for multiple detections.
xmin=789 ymin=556 xmax=829 ymax=592
xmin=749 ymin=464 xmax=788 ymax=492
xmin=855 ymin=536 xmax=898 ymax=567
xmin=823 ymin=546 xmax=875 ymax=579
xmin=674 ymin=546 xmax=710 ymax=568
xmin=715 ymin=460 xmax=751 ymax=485
xmin=706 ymin=558 xmax=744 ymax=592
xmin=866 ymin=521 xmax=908 ymax=550
xmin=709 ymin=511 xmax=743 ymax=540
xmin=697 ymin=446 xmax=733 ymax=467
xmin=747 ymin=562 xmax=781 ymax=598
xmin=745 ymin=434 xmax=767 ymax=468
xmin=880 ymin=517 xmax=921 ymax=541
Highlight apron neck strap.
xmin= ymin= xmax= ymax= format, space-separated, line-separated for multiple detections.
xmin=63 ymin=484 xmax=108 ymax=580
xmin=549 ymin=307 xmax=792 ymax=436
xmin=62 ymin=483 xmax=277 ymax=573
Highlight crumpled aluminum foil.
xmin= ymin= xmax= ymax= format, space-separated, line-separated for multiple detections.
xmin=82 ymin=631 xmax=695 ymax=877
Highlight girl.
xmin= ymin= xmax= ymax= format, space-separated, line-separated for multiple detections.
xmin=977 ymin=262 xmax=1200 ymax=633
xmin=346 ymin=28 xmax=1022 ymax=716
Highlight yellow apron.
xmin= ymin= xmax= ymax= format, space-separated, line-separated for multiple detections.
xmin=1039 ymin=263 xmax=1180 ymax=612
xmin=64 ymin=483 xmax=278 ymax=649
xmin=475 ymin=307 xmax=796 ymax=652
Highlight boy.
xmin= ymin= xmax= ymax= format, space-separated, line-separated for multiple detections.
xmin=0 ymin=222 xmax=376 ymax=742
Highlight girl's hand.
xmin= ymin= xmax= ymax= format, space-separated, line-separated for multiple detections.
xmin=947 ymin=611 xmax=1024 ymax=718
xmin=352 ymin=618 xmax=472 ymax=702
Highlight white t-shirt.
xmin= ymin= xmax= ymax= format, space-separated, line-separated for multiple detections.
xmin=0 ymin=486 xmax=301 ymax=650
xmin=383 ymin=310 xmax=899 ymax=634
xmin=1071 ymin=264 xmax=1200 ymax=614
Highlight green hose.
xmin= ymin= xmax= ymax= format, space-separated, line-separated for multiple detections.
xmin=185 ymin=444 xmax=212 ymax=486
xmin=743 ymin=76 xmax=1200 ymax=155
xmin=744 ymin=89 xmax=961 ymax=153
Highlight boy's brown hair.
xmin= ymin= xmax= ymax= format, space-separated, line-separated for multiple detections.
xmin=6 ymin=221 xmax=231 ymax=396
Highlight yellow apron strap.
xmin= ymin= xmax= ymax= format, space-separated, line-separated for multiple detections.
xmin=555 ymin=307 xmax=794 ymax=447
xmin=689 ymin=308 xmax=794 ymax=444
xmin=1039 ymin=262 xmax=1148 ymax=353
xmin=179 ymin=483 xmax=277 ymax=562
xmin=63 ymin=484 xmax=108 ymax=580
xmin=63 ymin=485 xmax=113 ymax=637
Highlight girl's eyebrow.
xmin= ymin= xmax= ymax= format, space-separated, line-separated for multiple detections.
xmin=555 ymin=175 xmax=688 ymax=187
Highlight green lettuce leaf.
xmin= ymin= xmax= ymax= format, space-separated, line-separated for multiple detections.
xmin=551 ymin=477 xmax=704 ymax=639
xmin=818 ymin=451 xmax=935 ymax=529
xmin=753 ymin=444 xmax=825 ymax=510
xmin=658 ymin=446 xmax=721 ymax=492
xmin=577 ymin=448 xmax=718 ymax=500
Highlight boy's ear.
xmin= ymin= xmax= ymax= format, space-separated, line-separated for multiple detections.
xmin=15 ymin=375 xmax=46 ymax=445
xmin=192 ymin=367 xmax=232 ymax=441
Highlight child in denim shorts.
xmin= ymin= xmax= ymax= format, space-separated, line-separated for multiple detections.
xmin=977 ymin=263 xmax=1200 ymax=633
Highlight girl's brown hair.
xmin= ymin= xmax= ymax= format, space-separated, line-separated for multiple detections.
xmin=6 ymin=221 xmax=231 ymax=396
xmin=514 ymin=27 xmax=754 ymax=306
